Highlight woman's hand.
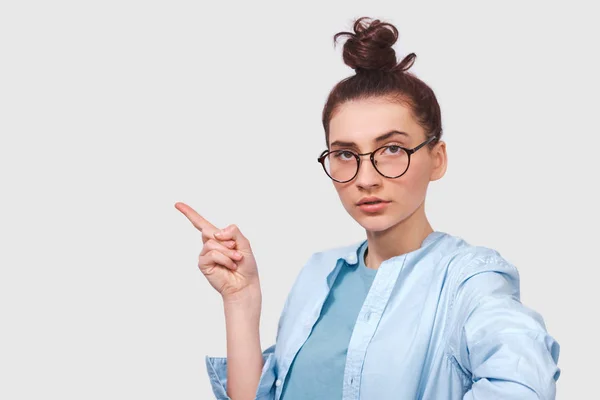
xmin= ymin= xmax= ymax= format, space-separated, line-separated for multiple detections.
xmin=175 ymin=202 xmax=260 ymax=301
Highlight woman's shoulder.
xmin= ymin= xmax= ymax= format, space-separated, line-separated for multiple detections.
xmin=300 ymin=231 xmax=520 ymax=283
xmin=315 ymin=231 xmax=511 ymax=263
xmin=294 ymin=240 xmax=364 ymax=279
xmin=432 ymin=231 xmax=521 ymax=289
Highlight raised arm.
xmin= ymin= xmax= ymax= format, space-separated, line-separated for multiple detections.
xmin=450 ymin=257 xmax=560 ymax=399
xmin=218 ymin=231 xmax=264 ymax=400
xmin=176 ymin=202 xmax=267 ymax=400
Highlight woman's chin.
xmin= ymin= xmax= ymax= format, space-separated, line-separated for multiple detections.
xmin=354 ymin=215 xmax=395 ymax=233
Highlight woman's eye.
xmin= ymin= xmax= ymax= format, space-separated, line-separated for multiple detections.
xmin=335 ymin=151 xmax=354 ymax=160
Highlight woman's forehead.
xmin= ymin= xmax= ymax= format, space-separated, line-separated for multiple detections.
xmin=329 ymin=99 xmax=423 ymax=146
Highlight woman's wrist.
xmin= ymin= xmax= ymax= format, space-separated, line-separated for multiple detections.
xmin=222 ymin=284 xmax=262 ymax=311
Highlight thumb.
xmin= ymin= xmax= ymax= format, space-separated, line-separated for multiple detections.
xmin=214 ymin=224 xmax=250 ymax=248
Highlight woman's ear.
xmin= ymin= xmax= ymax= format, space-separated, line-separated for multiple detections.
xmin=430 ymin=140 xmax=447 ymax=181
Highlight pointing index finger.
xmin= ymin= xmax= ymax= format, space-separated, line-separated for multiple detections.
xmin=174 ymin=202 xmax=216 ymax=234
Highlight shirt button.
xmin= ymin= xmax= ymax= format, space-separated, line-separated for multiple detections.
xmin=364 ymin=311 xmax=372 ymax=321
xmin=347 ymin=254 xmax=357 ymax=263
xmin=275 ymin=379 xmax=282 ymax=387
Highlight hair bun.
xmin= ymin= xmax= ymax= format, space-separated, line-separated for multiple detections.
xmin=334 ymin=17 xmax=400 ymax=73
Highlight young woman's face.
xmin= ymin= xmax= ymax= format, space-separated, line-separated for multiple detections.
xmin=327 ymin=97 xmax=446 ymax=233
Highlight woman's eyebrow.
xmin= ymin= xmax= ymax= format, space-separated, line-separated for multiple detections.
xmin=330 ymin=130 xmax=410 ymax=148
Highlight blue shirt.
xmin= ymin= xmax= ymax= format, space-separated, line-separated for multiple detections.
xmin=280 ymin=240 xmax=375 ymax=399
xmin=205 ymin=231 xmax=561 ymax=399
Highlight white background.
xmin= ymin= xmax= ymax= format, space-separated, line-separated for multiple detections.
xmin=1 ymin=1 xmax=598 ymax=398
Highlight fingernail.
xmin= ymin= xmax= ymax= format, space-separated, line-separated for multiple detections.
xmin=214 ymin=231 xmax=222 ymax=238
xmin=234 ymin=251 xmax=242 ymax=258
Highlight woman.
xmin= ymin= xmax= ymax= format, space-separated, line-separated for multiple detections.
xmin=175 ymin=17 xmax=560 ymax=400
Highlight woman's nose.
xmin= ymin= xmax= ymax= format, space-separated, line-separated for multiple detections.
xmin=354 ymin=157 xmax=382 ymax=187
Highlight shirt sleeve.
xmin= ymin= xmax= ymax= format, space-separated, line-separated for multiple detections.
xmin=451 ymin=256 xmax=561 ymax=399
xmin=205 ymin=344 xmax=277 ymax=400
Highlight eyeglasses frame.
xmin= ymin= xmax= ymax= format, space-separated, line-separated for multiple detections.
xmin=317 ymin=135 xmax=438 ymax=183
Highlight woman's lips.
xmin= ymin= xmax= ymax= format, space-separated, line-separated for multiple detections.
xmin=357 ymin=201 xmax=390 ymax=213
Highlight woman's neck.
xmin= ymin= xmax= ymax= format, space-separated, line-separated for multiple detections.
xmin=364 ymin=202 xmax=433 ymax=270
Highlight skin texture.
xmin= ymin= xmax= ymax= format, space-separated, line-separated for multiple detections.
xmin=327 ymin=96 xmax=448 ymax=270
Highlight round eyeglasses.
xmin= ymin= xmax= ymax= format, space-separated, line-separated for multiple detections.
xmin=317 ymin=135 xmax=437 ymax=183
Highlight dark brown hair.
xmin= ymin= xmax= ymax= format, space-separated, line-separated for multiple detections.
xmin=322 ymin=17 xmax=443 ymax=149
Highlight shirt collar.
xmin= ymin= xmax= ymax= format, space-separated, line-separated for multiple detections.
xmin=337 ymin=239 xmax=367 ymax=265
xmin=336 ymin=231 xmax=445 ymax=266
